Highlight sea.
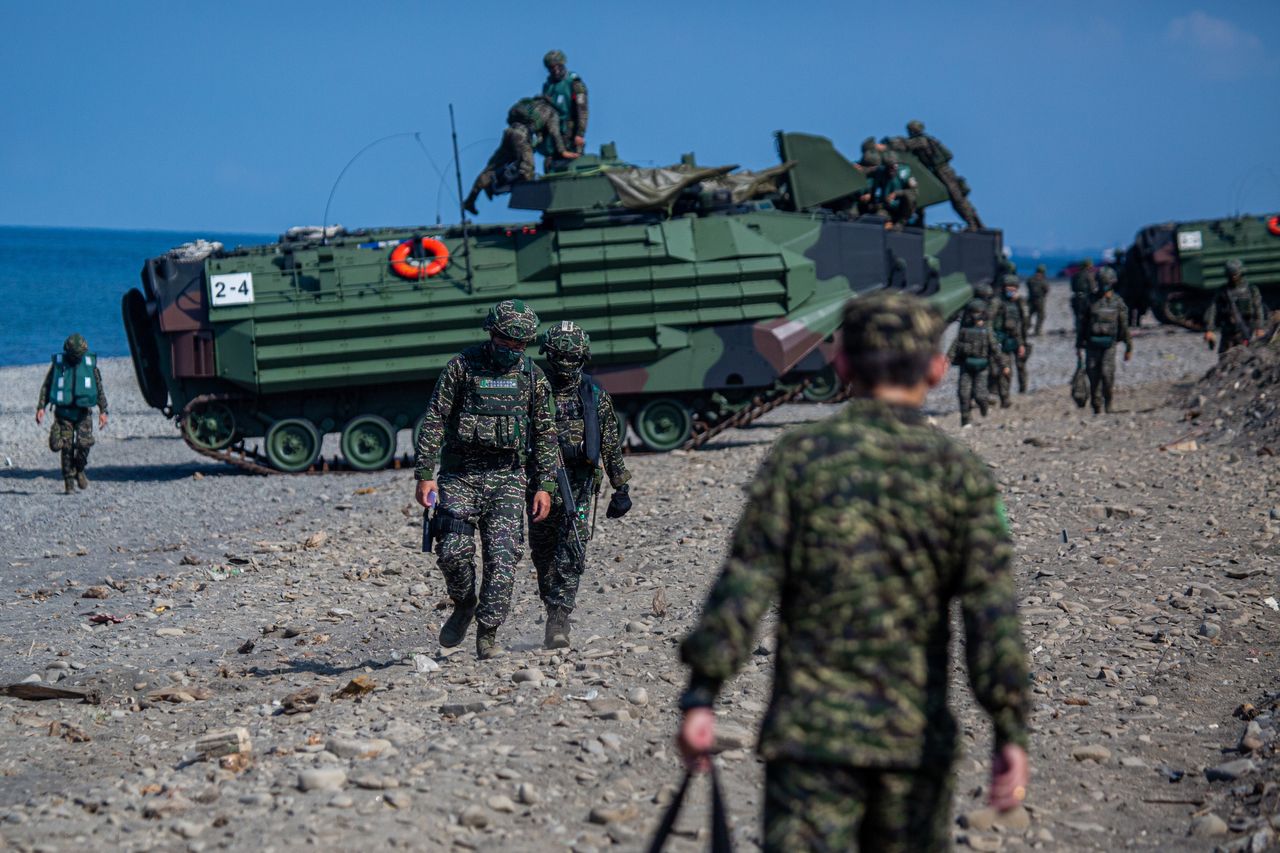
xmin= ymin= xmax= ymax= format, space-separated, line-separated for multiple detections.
xmin=0 ymin=224 xmax=1098 ymax=368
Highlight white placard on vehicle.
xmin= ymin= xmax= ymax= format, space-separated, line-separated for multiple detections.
xmin=210 ymin=272 xmax=255 ymax=306
xmin=1177 ymin=231 xmax=1203 ymax=251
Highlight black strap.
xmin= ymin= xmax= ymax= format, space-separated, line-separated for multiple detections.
xmin=432 ymin=513 xmax=476 ymax=537
xmin=579 ymin=376 xmax=601 ymax=467
xmin=647 ymin=766 xmax=733 ymax=853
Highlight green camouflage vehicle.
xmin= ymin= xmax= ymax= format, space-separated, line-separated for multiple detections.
xmin=122 ymin=131 xmax=1002 ymax=472
xmin=1118 ymin=213 xmax=1280 ymax=327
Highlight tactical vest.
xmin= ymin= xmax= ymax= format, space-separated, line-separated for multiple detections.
xmin=451 ymin=349 xmax=536 ymax=456
xmin=542 ymin=72 xmax=579 ymax=132
xmin=955 ymin=326 xmax=990 ymax=370
xmin=50 ymin=353 xmax=98 ymax=410
xmin=1087 ymin=298 xmax=1121 ymax=346
xmin=1223 ymin=286 xmax=1258 ymax=330
xmin=993 ymin=301 xmax=1020 ymax=352
xmin=554 ymin=376 xmax=601 ymax=467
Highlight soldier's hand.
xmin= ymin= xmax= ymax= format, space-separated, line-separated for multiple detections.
xmin=1203 ymin=332 xmax=1215 ymax=344
xmin=573 ymin=135 xmax=585 ymax=151
xmin=1003 ymin=367 xmax=1011 ymax=376
xmin=1016 ymin=346 xmax=1025 ymax=358
xmin=561 ymin=151 xmax=581 ymax=160
xmin=1124 ymin=350 xmax=1133 ymax=362
xmin=677 ymin=707 xmax=715 ymax=774
xmin=415 ymin=480 xmax=438 ymax=509
xmin=35 ymin=409 xmax=44 ymax=426
xmin=606 ymin=486 xmax=632 ymax=519
xmin=98 ymin=412 xmax=108 ymax=430
xmin=531 ymin=490 xmax=552 ymax=522
xmin=989 ymin=743 xmax=1030 ymax=811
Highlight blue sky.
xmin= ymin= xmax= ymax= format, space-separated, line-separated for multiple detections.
xmin=1 ymin=1 xmax=1277 ymax=250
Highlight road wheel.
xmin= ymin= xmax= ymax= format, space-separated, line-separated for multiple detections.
xmin=182 ymin=402 xmax=236 ymax=450
xmin=801 ymin=366 xmax=842 ymax=403
xmin=340 ymin=415 xmax=396 ymax=471
xmin=634 ymin=398 xmax=692 ymax=452
xmin=265 ymin=418 xmax=321 ymax=473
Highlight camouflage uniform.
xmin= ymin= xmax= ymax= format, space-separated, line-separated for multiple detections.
xmin=414 ymin=300 xmax=558 ymax=654
xmin=887 ymin=120 xmax=983 ymax=230
xmin=1204 ymin=259 xmax=1266 ymax=353
xmin=1076 ymin=270 xmax=1131 ymax=414
xmin=37 ymin=334 xmax=107 ymax=493
xmin=529 ymin=322 xmax=631 ymax=648
xmin=1069 ymin=260 xmax=1097 ymax=337
xmin=680 ymin=293 xmax=1029 ymax=853
xmin=541 ymin=50 xmax=589 ymax=154
xmin=991 ymin=277 xmax=1030 ymax=397
xmin=872 ymin=155 xmax=918 ymax=228
xmin=1026 ymin=265 xmax=1049 ymax=336
xmin=947 ymin=300 xmax=998 ymax=426
xmin=464 ymin=96 xmax=568 ymax=214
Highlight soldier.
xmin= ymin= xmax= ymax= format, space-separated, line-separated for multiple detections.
xmin=463 ymin=96 xmax=579 ymax=215
xmin=886 ymin=119 xmax=983 ymax=230
xmin=987 ymin=276 xmax=1027 ymax=406
xmin=541 ymin=50 xmax=588 ymax=155
xmin=529 ymin=321 xmax=632 ymax=649
xmin=854 ymin=136 xmax=884 ymax=173
xmin=1069 ymin=258 xmax=1097 ymax=336
xmin=413 ymin=300 xmax=558 ymax=659
xmin=676 ymin=292 xmax=1030 ymax=851
xmin=875 ymin=153 xmax=918 ymax=229
xmin=972 ymin=281 xmax=995 ymax=320
xmin=36 ymin=334 xmax=108 ymax=494
xmin=1204 ymin=259 xmax=1267 ymax=353
xmin=1076 ymin=268 xmax=1132 ymax=414
xmin=1026 ymin=263 xmax=1049 ymax=336
xmin=947 ymin=299 xmax=1000 ymax=427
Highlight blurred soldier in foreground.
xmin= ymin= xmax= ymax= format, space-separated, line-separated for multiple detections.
xmin=414 ymin=300 xmax=557 ymax=659
xmin=1076 ymin=268 xmax=1132 ymax=414
xmin=948 ymin=299 xmax=1000 ymax=427
xmin=993 ymin=275 xmax=1030 ymax=396
xmin=1204 ymin=258 xmax=1267 ymax=353
xmin=530 ymin=321 xmax=631 ymax=649
xmin=464 ymin=96 xmax=580 ymax=215
xmin=676 ymin=292 xmax=1030 ymax=851
xmin=541 ymin=50 xmax=589 ymax=155
xmin=1026 ymin=263 xmax=1049 ymax=336
xmin=887 ymin=119 xmax=983 ymax=230
xmin=1070 ymin=258 xmax=1097 ymax=336
xmin=36 ymin=334 xmax=108 ymax=494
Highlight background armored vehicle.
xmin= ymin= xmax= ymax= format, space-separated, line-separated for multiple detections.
xmin=123 ymin=131 xmax=1002 ymax=472
xmin=1118 ymin=213 xmax=1280 ymax=327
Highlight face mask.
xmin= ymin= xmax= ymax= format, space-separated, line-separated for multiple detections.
xmin=547 ymin=355 xmax=584 ymax=379
xmin=489 ymin=341 xmax=523 ymax=371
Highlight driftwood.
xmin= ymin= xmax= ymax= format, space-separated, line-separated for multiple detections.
xmin=193 ymin=727 xmax=252 ymax=761
xmin=1 ymin=683 xmax=101 ymax=704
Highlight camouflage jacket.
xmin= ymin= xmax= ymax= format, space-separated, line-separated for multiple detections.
xmin=548 ymin=373 xmax=630 ymax=491
xmin=1204 ymin=281 xmax=1266 ymax=337
xmin=1070 ymin=267 xmax=1096 ymax=298
xmin=1077 ymin=293 xmax=1132 ymax=351
xmin=38 ymin=362 xmax=107 ymax=417
xmin=1025 ymin=272 xmax=1049 ymax=303
xmin=947 ymin=324 xmax=1000 ymax=365
xmin=508 ymin=96 xmax=567 ymax=158
xmin=992 ymin=296 xmax=1027 ymax=350
xmin=414 ymin=344 xmax=558 ymax=493
xmin=680 ymin=399 xmax=1029 ymax=767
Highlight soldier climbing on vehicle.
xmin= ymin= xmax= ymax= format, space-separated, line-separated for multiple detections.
xmin=463 ymin=96 xmax=580 ymax=215
xmin=885 ymin=119 xmax=983 ymax=230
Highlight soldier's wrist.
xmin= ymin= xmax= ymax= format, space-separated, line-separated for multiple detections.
xmin=539 ymin=480 xmax=557 ymax=494
xmin=678 ymin=675 xmax=721 ymax=711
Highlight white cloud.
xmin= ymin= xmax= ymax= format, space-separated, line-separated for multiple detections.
xmin=1166 ymin=10 xmax=1264 ymax=79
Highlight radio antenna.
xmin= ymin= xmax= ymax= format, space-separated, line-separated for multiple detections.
xmin=450 ymin=104 xmax=474 ymax=294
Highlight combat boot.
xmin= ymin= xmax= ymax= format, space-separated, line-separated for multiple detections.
xmin=544 ymin=607 xmax=571 ymax=650
xmin=63 ymin=478 xmax=76 ymax=495
xmin=76 ymin=471 xmax=89 ymax=490
xmin=463 ymin=190 xmax=480 ymax=217
xmin=439 ymin=596 xmax=476 ymax=648
xmin=476 ymin=625 xmax=500 ymax=660
xmin=978 ymin=400 xmax=989 ymax=417
xmin=1104 ymin=403 xmax=1115 ymax=414
xmin=960 ymin=413 xmax=971 ymax=428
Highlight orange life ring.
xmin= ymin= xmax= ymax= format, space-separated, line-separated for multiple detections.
xmin=389 ymin=237 xmax=449 ymax=279
xmin=1267 ymin=215 xmax=1280 ymax=237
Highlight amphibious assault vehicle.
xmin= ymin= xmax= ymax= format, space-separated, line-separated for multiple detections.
xmin=123 ymin=131 xmax=1002 ymax=472
xmin=1118 ymin=213 xmax=1280 ymax=327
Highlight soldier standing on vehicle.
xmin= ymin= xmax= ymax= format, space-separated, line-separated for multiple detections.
xmin=36 ymin=334 xmax=108 ymax=494
xmin=676 ymin=292 xmax=1030 ymax=852
xmin=541 ymin=50 xmax=588 ymax=155
xmin=463 ymin=96 xmax=580 ymax=215
xmin=1204 ymin=259 xmax=1267 ymax=353
xmin=886 ymin=119 xmax=983 ymax=230
xmin=947 ymin=299 xmax=999 ymax=427
xmin=1070 ymin=258 xmax=1097 ymax=336
xmin=414 ymin=300 xmax=558 ymax=659
xmin=529 ymin=322 xmax=631 ymax=649
xmin=1076 ymin=268 xmax=1132 ymax=414
xmin=989 ymin=276 xmax=1027 ymax=406
xmin=1026 ymin=264 xmax=1049 ymax=336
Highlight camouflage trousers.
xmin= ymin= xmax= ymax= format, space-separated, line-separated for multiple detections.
xmin=1028 ymin=299 xmax=1046 ymax=335
xmin=1013 ymin=343 xmax=1030 ymax=393
xmin=763 ymin=760 xmax=954 ymax=853
xmin=470 ymin=126 xmax=535 ymax=199
xmin=935 ymin=165 xmax=982 ymax=230
xmin=988 ymin=352 xmax=1013 ymax=406
xmin=956 ymin=365 xmax=989 ymax=423
xmin=529 ymin=468 xmax=596 ymax=611
xmin=434 ymin=466 xmax=526 ymax=629
xmin=49 ymin=412 xmax=94 ymax=479
xmin=1085 ymin=344 xmax=1117 ymax=412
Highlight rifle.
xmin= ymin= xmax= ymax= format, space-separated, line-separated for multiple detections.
xmin=555 ymin=447 xmax=587 ymax=567
xmin=1225 ymin=288 xmax=1254 ymax=347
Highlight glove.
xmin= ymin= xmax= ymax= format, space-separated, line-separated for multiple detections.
xmin=606 ymin=485 xmax=632 ymax=519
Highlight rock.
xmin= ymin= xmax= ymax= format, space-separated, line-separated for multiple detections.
xmin=626 ymin=687 xmax=649 ymax=707
xmin=517 ymin=782 xmax=540 ymax=805
xmin=1198 ymin=622 xmax=1222 ymax=639
xmin=303 ymin=531 xmax=328 ymax=549
xmin=588 ymin=803 xmax=639 ymax=825
xmin=192 ymin=727 xmax=251 ymax=761
xmin=487 ymin=795 xmax=517 ymax=813
xmin=171 ymin=819 xmax=205 ymax=839
xmin=962 ymin=834 xmax=1003 ymax=852
xmin=326 ymin=737 xmax=393 ymax=760
xmin=298 ymin=768 xmax=347 ymax=792
xmin=714 ymin=725 xmax=752 ymax=752
xmin=1240 ymin=720 xmax=1265 ymax=752
xmin=1119 ymin=756 xmax=1148 ymax=769
xmin=1189 ymin=813 xmax=1229 ymax=838
xmin=512 ymin=668 xmax=543 ymax=685
xmin=1072 ymin=744 xmax=1111 ymax=763
xmin=412 ymin=654 xmax=439 ymax=674
xmin=331 ymin=675 xmax=375 ymax=699
xmin=155 ymin=628 xmax=185 ymax=638
xmin=81 ymin=586 xmax=110 ymax=599
xmin=459 ymin=804 xmax=489 ymax=828
xmin=282 ymin=688 xmax=322 ymax=715
xmin=1205 ymin=758 xmax=1256 ymax=782
xmin=384 ymin=790 xmax=411 ymax=809
xmin=1135 ymin=695 xmax=1159 ymax=707
xmin=960 ymin=806 xmax=1030 ymax=832
xmin=349 ymin=773 xmax=397 ymax=790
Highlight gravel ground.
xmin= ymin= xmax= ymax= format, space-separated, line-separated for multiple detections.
xmin=0 ymin=288 xmax=1276 ymax=853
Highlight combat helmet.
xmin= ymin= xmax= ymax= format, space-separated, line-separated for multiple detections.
xmin=484 ymin=299 xmax=540 ymax=343
xmin=541 ymin=320 xmax=590 ymax=360
xmin=63 ymin=334 xmax=88 ymax=358
xmin=963 ymin=299 xmax=987 ymax=323
xmin=906 ymin=119 xmax=925 ymax=135
xmin=1097 ymin=267 xmax=1117 ymax=290
xmin=1001 ymin=273 xmax=1019 ymax=289
xmin=1225 ymin=258 xmax=1245 ymax=278
xmin=1036 ymin=263 xmax=1046 ymax=273
xmin=974 ymin=282 xmax=994 ymax=300
xmin=543 ymin=49 xmax=566 ymax=69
